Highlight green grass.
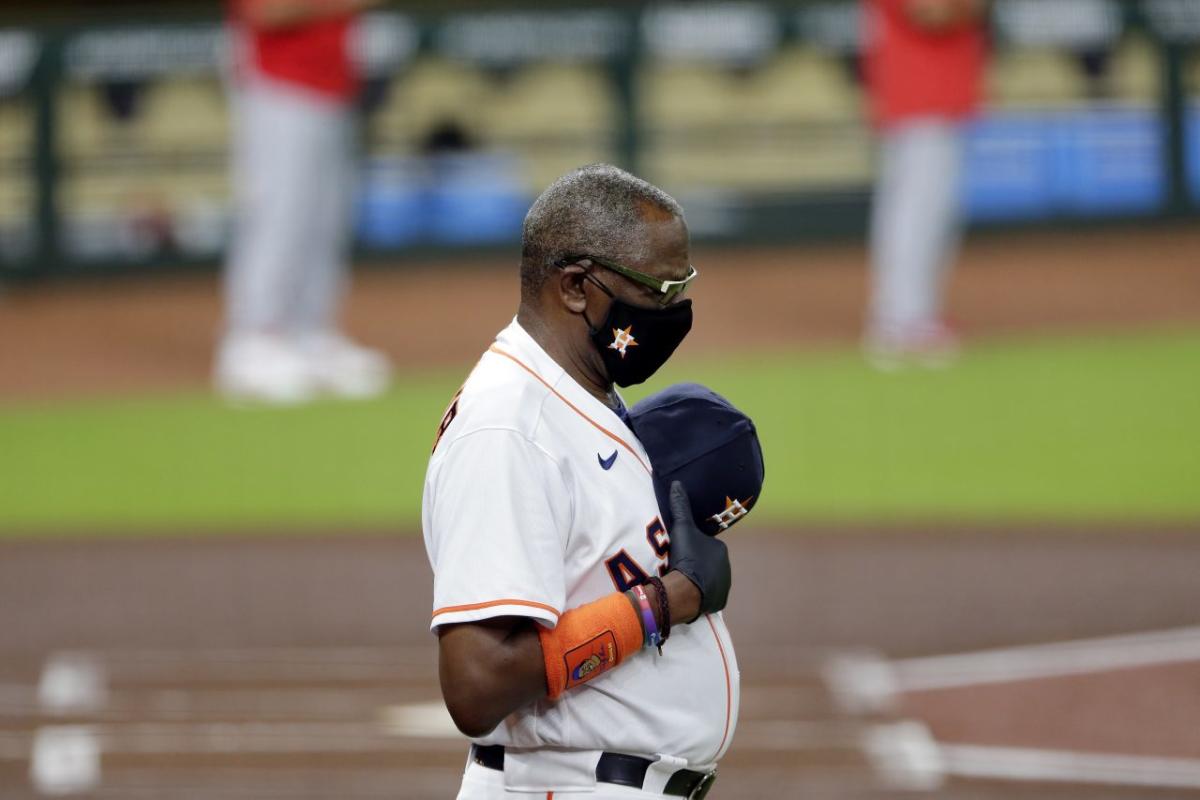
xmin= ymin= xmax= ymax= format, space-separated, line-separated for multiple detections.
xmin=2 ymin=328 xmax=1198 ymax=535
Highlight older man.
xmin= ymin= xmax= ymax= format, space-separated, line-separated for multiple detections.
xmin=423 ymin=164 xmax=735 ymax=799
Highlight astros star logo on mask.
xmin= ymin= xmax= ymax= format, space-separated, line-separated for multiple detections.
xmin=608 ymin=326 xmax=638 ymax=359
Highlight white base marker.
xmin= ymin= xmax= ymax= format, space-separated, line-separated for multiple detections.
xmin=862 ymin=721 xmax=945 ymax=791
xmin=822 ymin=650 xmax=898 ymax=715
xmin=892 ymin=625 xmax=1200 ymax=692
xmin=377 ymin=701 xmax=461 ymax=739
xmin=29 ymin=726 xmax=101 ymax=796
xmin=38 ymin=653 xmax=107 ymax=715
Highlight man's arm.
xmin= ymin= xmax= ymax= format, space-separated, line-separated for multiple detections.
xmin=438 ymin=571 xmax=702 ymax=738
xmin=240 ymin=0 xmax=382 ymax=30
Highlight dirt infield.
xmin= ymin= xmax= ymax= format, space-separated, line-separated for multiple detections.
xmin=2 ymin=528 xmax=1199 ymax=798
xmin=2 ymin=225 xmax=1199 ymax=400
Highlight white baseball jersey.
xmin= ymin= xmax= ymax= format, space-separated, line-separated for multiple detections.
xmin=422 ymin=318 xmax=739 ymax=774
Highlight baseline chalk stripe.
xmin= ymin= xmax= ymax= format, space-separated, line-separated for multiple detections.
xmin=891 ymin=625 xmax=1200 ymax=692
xmin=29 ymin=726 xmax=101 ymax=796
xmin=38 ymin=653 xmax=107 ymax=715
xmin=861 ymin=721 xmax=945 ymax=791
xmin=821 ymin=650 xmax=898 ymax=715
xmin=939 ymin=744 xmax=1200 ymax=790
xmin=57 ymin=645 xmax=436 ymax=683
xmin=24 ymin=721 xmax=457 ymax=756
xmin=377 ymin=701 xmax=461 ymax=739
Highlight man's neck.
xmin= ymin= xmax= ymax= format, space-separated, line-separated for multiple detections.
xmin=517 ymin=306 xmax=613 ymax=404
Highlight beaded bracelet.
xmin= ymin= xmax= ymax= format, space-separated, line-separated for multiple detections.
xmin=631 ymin=584 xmax=662 ymax=651
xmin=647 ymin=575 xmax=670 ymax=650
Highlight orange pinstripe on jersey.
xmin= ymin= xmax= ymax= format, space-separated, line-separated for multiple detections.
xmin=705 ymin=614 xmax=733 ymax=761
xmin=431 ymin=598 xmax=561 ymax=621
xmin=487 ymin=346 xmax=651 ymax=475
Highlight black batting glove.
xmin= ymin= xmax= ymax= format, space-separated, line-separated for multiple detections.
xmin=666 ymin=480 xmax=732 ymax=618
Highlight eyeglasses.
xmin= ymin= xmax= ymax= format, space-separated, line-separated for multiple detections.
xmin=556 ymin=254 xmax=699 ymax=306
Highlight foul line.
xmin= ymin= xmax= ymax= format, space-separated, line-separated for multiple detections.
xmin=833 ymin=629 xmax=1200 ymax=792
xmin=37 ymin=645 xmax=437 ymax=684
xmin=824 ymin=626 xmax=1200 ymax=715
xmin=864 ymin=721 xmax=1200 ymax=792
xmin=891 ymin=625 xmax=1200 ymax=692
xmin=941 ymin=742 xmax=1200 ymax=790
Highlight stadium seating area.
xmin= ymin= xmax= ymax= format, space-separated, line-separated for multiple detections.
xmin=0 ymin=14 xmax=1192 ymax=262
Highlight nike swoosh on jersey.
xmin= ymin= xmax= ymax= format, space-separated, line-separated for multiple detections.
xmin=598 ymin=450 xmax=618 ymax=470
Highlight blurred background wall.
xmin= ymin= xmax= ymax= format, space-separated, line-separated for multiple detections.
xmin=1 ymin=0 xmax=1199 ymax=279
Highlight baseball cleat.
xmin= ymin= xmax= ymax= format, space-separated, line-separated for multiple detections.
xmin=863 ymin=320 xmax=962 ymax=371
xmin=214 ymin=333 xmax=318 ymax=406
xmin=298 ymin=332 xmax=393 ymax=400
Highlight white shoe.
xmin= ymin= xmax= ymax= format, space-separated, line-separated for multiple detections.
xmin=214 ymin=334 xmax=318 ymax=406
xmin=299 ymin=332 xmax=392 ymax=399
xmin=863 ymin=320 xmax=962 ymax=371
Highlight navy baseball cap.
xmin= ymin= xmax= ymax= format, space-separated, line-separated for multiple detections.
xmin=628 ymin=383 xmax=765 ymax=537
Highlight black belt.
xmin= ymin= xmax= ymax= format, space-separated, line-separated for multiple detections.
xmin=471 ymin=743 xmax=716 ymax=798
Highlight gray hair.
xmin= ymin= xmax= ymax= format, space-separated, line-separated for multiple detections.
xmin=519 ymin=164 xmax=684 ymax=301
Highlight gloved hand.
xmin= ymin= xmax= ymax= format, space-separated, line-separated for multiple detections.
xmin=667 ymin=481 xmax=732 ymax=618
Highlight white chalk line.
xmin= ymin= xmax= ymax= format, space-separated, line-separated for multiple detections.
xmin=826 ymin=628 xmax=1200 ymax=792
xmin=75 ymin=720 xmax=464 ymax=755
xmin=0 ymin=687 xmax=439 ymax=722
xmin=864 ymin=720 xmax=1200 ymax=792
xmin=861 ymin=721 xmax=944 ymax=791
xmin=54 ymin=645 xmax=436 ymax=666
xmin=892 ymin=625 xmax=1200 ymax=692
xmin=27 ymin=648 xmax=462 ymax=794
xmin=39 ymin=646 xmax=438 ymax=684
xmin=823 ymin=625 xmax=1200 ymax=717
xmin=23 ymin=712 xmax=465 ymax=792
xmin=940 ymin=742 xmax=1200 ymax=789
xmin=821 ymin=649 xmax=898 ymax=715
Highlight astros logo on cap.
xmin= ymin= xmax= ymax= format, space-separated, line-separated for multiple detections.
xmin=708 ymin=496 xmax=753 ymax=531
xmin=608 ymin=326 xmax=638 ymax=358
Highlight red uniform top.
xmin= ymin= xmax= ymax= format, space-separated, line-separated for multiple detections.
xmin=229 ymin=0 xmax=357 ymax=102
xmin=862 ymin=0 xmax=986 ymax=128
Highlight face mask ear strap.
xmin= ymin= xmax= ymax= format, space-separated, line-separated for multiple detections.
xmin=554 ymin=257 xmax=615 ymax=311
xmin=570 ymin=265 xmax=614 ymax=337
xmin=581 ymin=308 xmax=601 ymax=337
xmin=581 ymin=271 xmax=615 ymax=299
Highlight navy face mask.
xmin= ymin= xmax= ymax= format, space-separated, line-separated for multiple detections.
xmin=583 ymin=275 xmax=693 ymax=388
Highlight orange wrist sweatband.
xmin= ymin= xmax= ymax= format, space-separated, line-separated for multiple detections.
xmin=538 ymin=591 xmax=645 ymax=700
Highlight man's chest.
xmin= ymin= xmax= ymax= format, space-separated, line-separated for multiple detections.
xmin=549 ymin=419 xmax=670 ymax=600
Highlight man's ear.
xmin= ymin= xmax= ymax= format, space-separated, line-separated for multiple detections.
xmin=556 ymin=264 xmax=589 ymax=314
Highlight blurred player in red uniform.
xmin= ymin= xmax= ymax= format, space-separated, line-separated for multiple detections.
xmin=217 ymin=0 xmax=392 ymax=403
xmin=862 ymin=0 xmax=987 ymax=367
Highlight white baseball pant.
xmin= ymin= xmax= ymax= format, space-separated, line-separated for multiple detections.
xmin=455 ymin=761 xmax=701 ymax=799
xmin=867 ymin=118 xmax=966 ymax=336
xmin=224 ymin=76 xmax=355 ymax=339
